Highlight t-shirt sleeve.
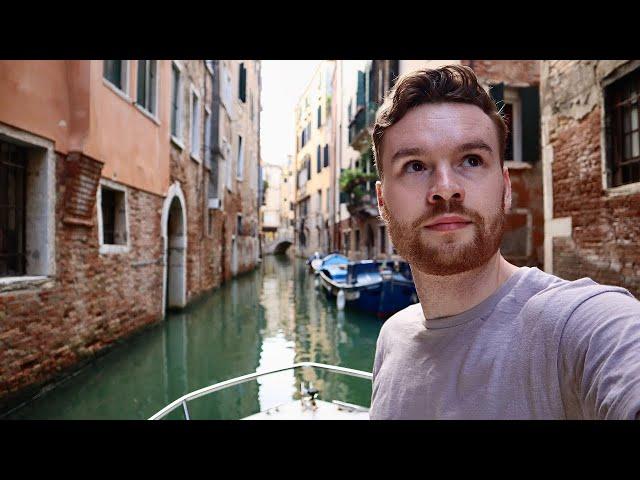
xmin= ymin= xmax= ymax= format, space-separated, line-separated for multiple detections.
xmin=559 ymin=290 xmax=640 ymax=420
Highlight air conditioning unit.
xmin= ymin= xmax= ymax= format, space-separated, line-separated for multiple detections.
xmin=208 ymin=198 xmax=221 ymax=209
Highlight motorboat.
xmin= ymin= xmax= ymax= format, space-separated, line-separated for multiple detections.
xmin=148 ymin=362 xmax=372 ymax=420
xmin=310 ymin=252 xmax=349 ymax=276
xmin=318 ymin=260 xmax=418 ymax=317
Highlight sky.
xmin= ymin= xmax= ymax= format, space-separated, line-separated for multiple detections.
xmin=260 ymin=60 xmax=321 ymax=168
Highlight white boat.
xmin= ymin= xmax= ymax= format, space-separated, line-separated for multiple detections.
xmin=148 ymin=362 xmax=372 ymax=420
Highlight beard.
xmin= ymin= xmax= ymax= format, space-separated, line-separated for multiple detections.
xmin=380 ymin=190 xmax=506 ymax=276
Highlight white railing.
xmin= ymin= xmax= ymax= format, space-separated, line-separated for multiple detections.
xmin=148 ymin=362 xmax=372 ymax=420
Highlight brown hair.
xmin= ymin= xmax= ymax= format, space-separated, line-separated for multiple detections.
xmin=372 ymin=65 xmax=507 ymax=178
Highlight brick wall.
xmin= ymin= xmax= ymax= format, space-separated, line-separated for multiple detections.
xmin=543 ymin=60 xmax=640 ymax=297
xmin=0 ymin=153 xmax=164 ymax=409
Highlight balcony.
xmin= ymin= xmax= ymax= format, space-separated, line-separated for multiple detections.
xmin=348 ymin=102 xmax=378 ymax=150
xmin=346 ymin=191 xmax=379 ymax=219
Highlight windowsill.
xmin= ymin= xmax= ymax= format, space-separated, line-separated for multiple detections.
xmin=604 ymin=181 xmax=640 ymax=198
xmin=103 ymin=78 xmax=131 ymax=103
xmin=100 ymin=244 xmax=130 ymax=255
xmin=504 ymin=160 xmax=532 ymax=170
xmin=0 ymin=276 xmax=54 ymax=293
xmin=171 ymin=135 xmax=185 ymax=150
xmin=191 ymin=153 xmax=202 ymax=164
xmin=134 ymin=104 xmax=160 ymax=126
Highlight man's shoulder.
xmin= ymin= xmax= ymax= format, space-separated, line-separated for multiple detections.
xmin=379 ymin=303 xmax=424 ymax=341
xmin=521 ymin=268 xmax=638 ymax=327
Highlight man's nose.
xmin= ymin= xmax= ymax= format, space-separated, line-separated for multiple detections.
xmin=427 ymin=166 xmax=465 ymax=204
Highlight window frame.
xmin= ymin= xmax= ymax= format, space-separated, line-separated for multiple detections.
xmin=503 ymin=87 xmax=522 ymax=163
xmin=236 ymin=135 xmax=244 ymax=180
xmin=135 ymin=60 xmax=159 ymax=121
xmin=103 ymin=60 xmax=130 ymax=98
xmin=603 ymin=64 xmax=640 ymax=191
xmin=97 ymin=179 xmax=130 ymax=255
xmin=190 ymin=85 xmax=202 ymax=163
xmin=170 ymin=61 xmax=185 ymax=148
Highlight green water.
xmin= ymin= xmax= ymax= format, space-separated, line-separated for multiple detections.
xmin=5 ymin=254 xmax=383 ymax=419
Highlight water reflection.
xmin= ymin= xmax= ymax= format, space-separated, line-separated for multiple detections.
xmin=5 ymin=254 xmax=382 ymax=419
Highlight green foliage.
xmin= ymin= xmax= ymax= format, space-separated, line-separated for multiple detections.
xmin=339 ymin=167 xmax=378 ymax=203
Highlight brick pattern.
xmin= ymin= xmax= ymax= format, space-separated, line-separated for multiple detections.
xmin=0 ymin=153 xmax=164 ymax=409
xmin=544 ymin=60 xmax=640 ymax=297
xmin=463 ymin=60 xmax=540 ymax=86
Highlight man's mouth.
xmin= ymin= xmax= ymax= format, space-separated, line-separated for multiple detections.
xmin=423 ymin=215 xmax=473 ymax=232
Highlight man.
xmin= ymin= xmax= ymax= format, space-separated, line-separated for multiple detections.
xmin=369 ymin=65 xmax=640 ymax=420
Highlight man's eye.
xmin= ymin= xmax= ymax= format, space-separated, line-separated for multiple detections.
xmin=462 ymin=155 xmax=483 ymax=167
xmin=404 ymin=161 xmax=425 ymax=173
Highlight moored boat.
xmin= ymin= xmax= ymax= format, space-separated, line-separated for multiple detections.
xmin=318 ymin=260 xmax=418 ymax=317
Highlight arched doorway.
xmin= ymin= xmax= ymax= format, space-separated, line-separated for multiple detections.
xmin=162 ymin=182 xmax=187 ymax=315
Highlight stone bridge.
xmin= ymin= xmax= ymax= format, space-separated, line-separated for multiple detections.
xmin=262 ymin=235 xmax=293 ymax=255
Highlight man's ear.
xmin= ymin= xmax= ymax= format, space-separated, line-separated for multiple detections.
xmin=376 ymin=180 xmax=385 ymax=215
xmin=502 ymin=166 xmax=512 ymax=214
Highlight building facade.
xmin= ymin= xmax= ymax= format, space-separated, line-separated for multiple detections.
xmin=0 ymin=59 xmax=261 ymax=410
xmin=540 ymin=60 xmax=640 ymax=297
xmin=293 ymin=61 xmax=336 ymax=258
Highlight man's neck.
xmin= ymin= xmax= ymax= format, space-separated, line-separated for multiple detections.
xmin=412 ymin=252 xmax=520 ymax=321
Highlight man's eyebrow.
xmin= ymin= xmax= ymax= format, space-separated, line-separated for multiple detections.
xmin=455 ymin=140 xmax=493 ymax=153
xmin=390 ymin=147 xmax=428 ymax=163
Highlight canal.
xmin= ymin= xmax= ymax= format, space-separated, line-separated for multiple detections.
xmin=5 ymin=254 xmax=383 ymax=419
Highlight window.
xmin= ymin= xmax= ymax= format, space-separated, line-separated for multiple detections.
xmin=191 ymin=88 xmax=201 ymax=160
xmin=317 ymin=105 xmax=322 ymax=128
xmin=99 ymin=184 xmax=127 ymax=247
xmin=317 ymin=189 xmax=322 ymax=211
xmin=326 ymin=188 xmax=330 ymax=212
xmin=204 ymin=109 xmax=212 ymax=166
xmin=379 ymin=225 xmax=387 ymax=255
xmin=237 ymin=214 xmax=243 ymax=235
xmin=355 ymin=229 xmax=360 ymax=250
xmin=0 ymin=142 xmax=27 ymax=276
xmin=605 ymin=67 xmax=640 ymax=187
xmin=136 ymin=60 xmax=157 ymax=115
xmin=503 ymin=88 xmax=522 ymax=162
xmin=317 ymin=145 xmax=321 ymax=173
xmin=490 ymin=83 xmax=539 ymax=163
xmin=238 ymin=62 xmax=247 ymax=103
xmin=323 ymin=144 xmax=329 ymax=168
xmin=103 ymin=60 xmax=128 ymax=93
xmin=170 ymin=63 xmax=182 ymax=140
xmin=236 ymin=135 xmax=244 ymax=179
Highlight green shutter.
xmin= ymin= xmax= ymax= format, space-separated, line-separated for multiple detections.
xmin=521 ymin=86 xmax=541 ymax=163
xmin=489 ymin=82 xmax=504 ymax=111
xmin=356 ymin=71 xmax=365 ymax=107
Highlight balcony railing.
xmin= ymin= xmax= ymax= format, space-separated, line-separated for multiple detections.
xmin=348 ymin=102 xmax=379 ymax=148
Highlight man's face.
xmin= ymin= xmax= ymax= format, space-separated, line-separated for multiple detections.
xmin=376 ymin=102 xmax=511 ymax=276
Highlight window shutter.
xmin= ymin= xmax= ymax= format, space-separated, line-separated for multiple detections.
xmin=137 ymin=60 xmax=146 ymax=107
xmin=239 ymin=63 xmax=247 ymax=103
xmin=489 ymin=82 xmax=504 ymax=111
xmin=356 ymin=71 xmax=365 ymax=107
xmin=521 ymin=86 xmax=541 ymax=163
xmin=323 ymin=144 xmax=329 ymax=167
xmin=317 ymin=105 xmax=322 ymax=128
xmin=317 ymin=145 xmax=321 ymax=173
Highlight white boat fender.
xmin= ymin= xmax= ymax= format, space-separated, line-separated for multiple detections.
xmin=337 ymin=289 xmax=346 ymax=310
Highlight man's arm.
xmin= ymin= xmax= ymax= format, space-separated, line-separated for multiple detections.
xmin=559 ymin=290 xmax=640 ymax=420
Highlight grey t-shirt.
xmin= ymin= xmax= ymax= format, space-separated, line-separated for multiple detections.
xmin=370 ymin=266 xmax=640 ymax=419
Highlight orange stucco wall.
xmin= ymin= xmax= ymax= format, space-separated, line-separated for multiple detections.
xmin=0 ymin=60 xmax=170 ymax=196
